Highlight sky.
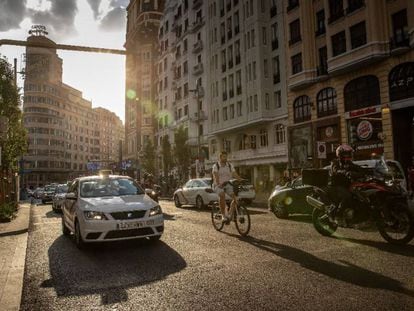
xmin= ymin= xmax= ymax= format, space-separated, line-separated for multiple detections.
xmin=0 ymin=0 xmax=129 ymax=123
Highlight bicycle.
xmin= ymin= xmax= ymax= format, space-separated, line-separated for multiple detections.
xmin=211 ymin=180 xmax=251 ymax=236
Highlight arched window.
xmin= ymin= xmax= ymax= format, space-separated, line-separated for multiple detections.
xmin=344 ymin=75 xmax=380 ymax=112
xmin=389 ymin=62 xmax=414 ymax=102
xmin=317 ymin=87 xmax=337 ymax=118
xmin=293 ymin=95 xmax=311 ymax=123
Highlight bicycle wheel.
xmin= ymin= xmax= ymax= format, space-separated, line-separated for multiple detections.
xmin=211 ymin=203 xmax=224 ymax=231
xmin=234 ymin=205 xmax=251 ymax=236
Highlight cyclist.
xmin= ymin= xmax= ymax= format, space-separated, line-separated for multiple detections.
xmin=212 ymin=151 xmax=242 ymax=223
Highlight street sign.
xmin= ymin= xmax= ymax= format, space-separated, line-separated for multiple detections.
xmin=317 ymin=141 xmax=327 ymax=159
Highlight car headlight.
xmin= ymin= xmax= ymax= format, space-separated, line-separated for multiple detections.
xmin=149 ymin=205 xmax=162 ymax=217
xmin=84 ymin=211 xmax=107 ymax=220
xmin=284 ymin=196 xmax=293 ymax=205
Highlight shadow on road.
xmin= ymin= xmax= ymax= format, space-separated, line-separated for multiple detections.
xmin=285 ymin=214 xmax=312 ymax=223
xmin=335 ymin=236 xmax=414 ymax=257
xmin=44 ymin=236 xmax=187 ymax=305
xmin=232 ymin=234 xmax=414 ymax=297
xmin=45 ymin=210 xmax=61 ymax=219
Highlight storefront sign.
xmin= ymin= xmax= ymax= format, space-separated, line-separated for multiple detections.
xmin=356 ymin=120 xmax=373 ymax=141
xmin=345 ymin=106 xmax=381 ymax=119
xmin=325 ymin=126 xmax=334 ymax=138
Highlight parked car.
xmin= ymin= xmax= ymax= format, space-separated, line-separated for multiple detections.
xmin=230 ymin=179 xmax=256 ymax=203
xmin=61 ymin=174 xmax=164 ymax=249
xmin=174 ymin=178 xmax=220 ymax=209
xmin=52 ymin=184 xmax=69 ymax=212
xmin=33 ymin=187 xmax=44 ymax=199
xmin=268 ymin=177 xmax=314 ymax=218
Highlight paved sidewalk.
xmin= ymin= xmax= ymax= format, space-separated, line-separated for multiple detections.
xmin=0 ymin=202 xmax=31 ymax=311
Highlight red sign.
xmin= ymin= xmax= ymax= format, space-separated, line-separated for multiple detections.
xmin=348 ymin=107 xmax=377 ymax=118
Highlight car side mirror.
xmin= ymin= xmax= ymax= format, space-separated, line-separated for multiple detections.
xmin=65 ymin=192 xmax=77 ymax=200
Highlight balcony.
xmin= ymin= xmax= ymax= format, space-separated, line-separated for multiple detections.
xmin=192 ymin=0 xmax=202 ymax=10
xmin=193 ymin=63 xmax=204 ymax=75
xmin=192 ymin=110 xmax=208 ymax=121
xmin=191 ymin=17 xmax=204 ymax=33
xmin=192 ymin=40 xmax=203 ymax=53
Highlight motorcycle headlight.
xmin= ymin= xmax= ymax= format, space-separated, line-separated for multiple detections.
xmin=84 ymin=211 xmax=107 ymax=220
xmin=149 ymin=205 xmax=162 ymax=217
xmin=151 ymin=191 xmax=156 ymax=196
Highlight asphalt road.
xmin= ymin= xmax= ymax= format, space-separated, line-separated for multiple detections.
xmin=21 ymin=200 xmax=414 ymax=311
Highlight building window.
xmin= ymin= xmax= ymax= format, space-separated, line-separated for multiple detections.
xmin=250 ymin=135 xmax=256 ymax=149
xmin=350 ymin=21 xmax=366 ymax=49
xmin=391 ymin=9 xmax=409 ymax=49
xmin=344 ymin=75 xmax=380 ymax=112
xmin=272 ymin=56 xmax=280 ymax=84
xmin=270 ymin=0 xmax=276 ymax=17
xmin=331 ymin=31 xmax=346 ymax=56
xmin=346 ymin=0 xmax=365 ymax=14
xmin=271 ymin=23 xmax=278 ymax=50
xmin=223 ymin=107 xmax=228 ymax=121
xmin=318 ymin=46 xmax=328 ymax=76
xmin=388 ymin=62 xmax=414 ymax=102
xmin=237 ymin=101 xmax=242 ymax=116
xmin=260 ymin=129 xmax=268 ymax=147
xmin=287 ymin=0 xmax=299 ymax=12
xmin=293 ymin=95 xmax=311 ymax=123
xmin=291 ymin=53 xmax=302 ymax=75
xmin=289 ymin=19 xmax=301 ymax=45
xmin=265 ymin=93 xmax=270 ymax=109
xmin=274 ymin=91 xmax=281 ymax=108
xmin=315 ymin=10 xmax=325 ymax=36
xmin=275 ymin=124 xmax=286 ymax=145
xmin=328 ymin=0 xmax=344 ymax=23
xmin=317 ymin=87 xmax=337 ymax=118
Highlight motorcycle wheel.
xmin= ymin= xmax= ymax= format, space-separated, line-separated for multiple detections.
xmin=312 ymin=208 xmax=338 ymax=237
xmin=377 ymin=204 xmax=414 ymax=245
xmin=272 ymin=203 xmax=289 ymax=219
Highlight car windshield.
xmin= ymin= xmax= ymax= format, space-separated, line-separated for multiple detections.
xmin=56 ymin=185 xmax=68 ymax=193
xmin=80 ymin=177 xmax=144 ymax=198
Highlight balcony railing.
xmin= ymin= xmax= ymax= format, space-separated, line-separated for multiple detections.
xmin=192 ymin=40 xmax=203 ymax=53
xmin=193 ymin=0 xmax=202 ymax=10
xmin=193 ymin=63 xmax=204 ymax=75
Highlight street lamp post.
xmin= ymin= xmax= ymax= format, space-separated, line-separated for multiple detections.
xmin=189 ymin=80 xmax=202 ymax=178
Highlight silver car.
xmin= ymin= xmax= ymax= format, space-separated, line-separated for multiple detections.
xmin=62 ymin=174 xmax=164 ymax=249
xmin=52 ymin=184 xmax=69 ymax=212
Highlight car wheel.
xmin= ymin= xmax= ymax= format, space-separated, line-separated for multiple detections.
xmin=272 ymin=203 xmax=289 ymax=219
xmin=74 ymin=220 xmax=86 ymax=249
xmin=195 ymin=195 xmax=205 ymax=209
xmin=62 ymin=215 xmax=71 ymax=236
xmin=174 ymin=195 xmax=182 ymax=208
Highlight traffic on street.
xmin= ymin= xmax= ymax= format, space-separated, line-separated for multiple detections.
xmin=20 ymin=199 xmax=414 ymax=311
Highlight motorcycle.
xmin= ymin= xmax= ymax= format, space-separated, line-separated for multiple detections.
xmin=144 ymin=184 xmax=161 ymax=203
xmin=304 ymin=157 xmax=414 ymax=245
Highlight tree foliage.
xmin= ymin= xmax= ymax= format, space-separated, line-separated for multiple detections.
xmin=0 ymin=59 xmax=27 ymax=170
xmin=161 ymin=135 xmax=173 ymax=177
xmin=173 ymin=126 xmax=191 ymax=182
xmin=141 ymin=139 xmax=156 ymax=175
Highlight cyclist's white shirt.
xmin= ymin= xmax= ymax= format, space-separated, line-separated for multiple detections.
xmin=212 ymin=162 xmax=235 ymax=187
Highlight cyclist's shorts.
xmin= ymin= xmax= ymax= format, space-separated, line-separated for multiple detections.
xmin=213 ymin=184 xmax=233 ymax=196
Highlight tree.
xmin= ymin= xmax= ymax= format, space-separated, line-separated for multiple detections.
xmin=173 ymin=126 xmax=191 ymax=182
xmin=141 ymin=139 xmax=156 ymax=175
xmin=0 ymin=58 xmax=27 ymax=170
xmin=161 ymin=135 xmax=173 ymax=177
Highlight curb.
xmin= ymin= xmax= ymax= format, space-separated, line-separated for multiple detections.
xmin=0 ymin=202 xmax=31 ymax=311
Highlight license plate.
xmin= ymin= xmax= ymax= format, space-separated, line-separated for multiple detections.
xmin=117 ymin=220 xmax=155 ymax=230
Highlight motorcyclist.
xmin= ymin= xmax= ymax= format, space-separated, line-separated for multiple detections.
xmin=329 ymin=144 xmax=365 ymax=220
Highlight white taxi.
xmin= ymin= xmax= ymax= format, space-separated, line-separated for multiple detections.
xmin=61 ymin=174 xmax=164 ymax=248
